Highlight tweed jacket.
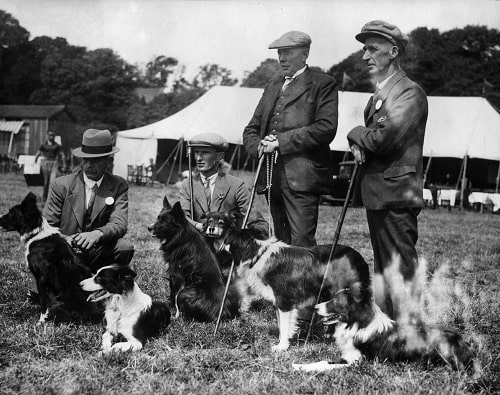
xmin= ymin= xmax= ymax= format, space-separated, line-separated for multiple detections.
xmin=347 ymin=70 xmax=428 ymax=210
xmin=43 ymin=171 xmax=129 ymax=241
xmin=243 ymin=68 xmax=338 ymax=194
xmin=179 ymin=171 xmax=267 ymax=229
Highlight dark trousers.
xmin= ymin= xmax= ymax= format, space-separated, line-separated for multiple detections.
xmin=366 ymin=208 xmax=420 ymax=320
xmin=269 ymin=161 xmax=320 ymax=247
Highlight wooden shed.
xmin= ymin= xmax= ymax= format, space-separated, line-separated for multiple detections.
xmin=0 ymin=105 xmax=77 ymax=158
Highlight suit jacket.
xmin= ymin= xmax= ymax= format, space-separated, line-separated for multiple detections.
xmin=43 ymin=171 xmax=129 ymax=241
xmin=243 ymin=68 xmax=338 ymax=194
xmin=347 ymin=70 xmax=428 ymax=210
xmin=179 ymin=171 xmax=267 ymax=230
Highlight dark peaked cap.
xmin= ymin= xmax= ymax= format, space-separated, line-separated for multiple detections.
xmin=187 ymin=133 xmax=228 ymax=152
xmin=268 ymin=31 xmax=311 ymax=49
xmin=355 ymin=20 xmax=409 ymax=51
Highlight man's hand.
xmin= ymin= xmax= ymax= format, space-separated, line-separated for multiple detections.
xmin=350 ymin=144 xmax=366 ymax=164
xmin=258 ymin=135 xmax=279 ymax=156
xmin=72 ymin=230 xmax=103 ymax=251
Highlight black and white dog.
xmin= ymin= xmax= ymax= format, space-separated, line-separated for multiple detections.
xmin=220 ymin=223 xmax=370 ymax=351
xmin=80 ymin=265 xmax=170 ymax=353
xmin=0 ymin=192 xmax=102 ymax=323
xmin=293 ymin=286 xmax=480 ymax=374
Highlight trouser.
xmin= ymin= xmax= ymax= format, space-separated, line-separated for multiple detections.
xmin=366 ymin=208 xmax=420 ymax=321
xmin=40 ymin=159 xmax=58 ymax=203
xmin=29 ymin=238 xmax=135 ymax=293
xmin=269 ymin=161 xmax=320 ymax=247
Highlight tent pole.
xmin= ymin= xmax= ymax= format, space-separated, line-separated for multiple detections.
xmin=155 ymin=140 xmax=180 ymax=176
xmin=460 ymin=155 xmax=468 ymax=209
xmin=423 ymin=155 xmax=432 ymax=186
xmin=236 ymin=145 xmax=241 ymax=172
xmin=495 ymin=161 xmax=500 ymax=194
xmin=455 ymin=158 xmax=464 ymax=191
xmin=242 ymin=152 xmax=250 ymax=171
xmin=178 ymin=138 xmax=184 ymax=176
xmin=228 ymin=145 xmax=238 ymax=167
xmin=166 ymin=140 xmax=182 ymax=185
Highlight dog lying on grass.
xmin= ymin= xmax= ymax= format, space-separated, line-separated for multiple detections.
xmin=216 ymin=216 xmax=370 ymax=351
xmin=292 ymin=286 xmax=480 ymax=375
xmin=0 ymin=192 xmax=102 ymax=323
xmin=80 ymin=265 xmax=170 ymax=353
xmin=148 ymin=199 xmax=240 ymax=322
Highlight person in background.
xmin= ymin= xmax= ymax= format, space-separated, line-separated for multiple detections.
xmin=178 ymin=132 xmax=268 ymax=235
xmin=35 ymin=130 xmax=64 ymax=203
xmin=243 ymin=30 xmax=338 ymax=247
xmin=347 ymin=20 xmax=428 ymax=322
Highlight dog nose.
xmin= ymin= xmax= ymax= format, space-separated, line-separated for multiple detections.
xmin=208 ymin=226 xmax=215 ymax=234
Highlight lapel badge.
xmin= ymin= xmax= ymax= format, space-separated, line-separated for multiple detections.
xmin=105 ymin=197 xmax=115 ymax=206
xmin=375 ymin=99 xmax=383 ymax=111
xmin=377 ymin=116 xmax=387 ymax=123
xmin=217 ymin=191 xmax=225 ymax=201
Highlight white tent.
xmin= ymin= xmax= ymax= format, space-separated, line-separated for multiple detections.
xmin=114 ymin=86 xmax=500 ymax=179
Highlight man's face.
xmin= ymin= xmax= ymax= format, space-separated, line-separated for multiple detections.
xmin=277 ymin=47 xmax=309 ymax=77
xmin=194 ymin=148 xmax=223 ymax=175
xmin=47 ymin=132 xmax=56 ymax=142
xmin=362 ymin=36 xmax=397 ymax=77
xmin=82 ymin=156 xmax=110 ymax=181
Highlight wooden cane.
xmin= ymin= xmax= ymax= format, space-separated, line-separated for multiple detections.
xmin=213 ymin=154 xmax=265 ymax=335
xmin=187 ymin=144 xmax=194 ymax=219
xmin=304 ymin=163 xmax=359 ymax=345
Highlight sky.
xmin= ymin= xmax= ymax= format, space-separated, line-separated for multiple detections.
xmin=1 ymin=0 xmax=500 ymax=81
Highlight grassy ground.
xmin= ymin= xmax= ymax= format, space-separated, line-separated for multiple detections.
xmin=0 ymin=171 xmax=499 ymax=394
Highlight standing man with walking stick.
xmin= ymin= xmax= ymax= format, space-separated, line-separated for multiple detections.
xmin=347 ymin=21 xmax=428 ymax=323
xmin=243 ymin=31 xmax=338 ymax=247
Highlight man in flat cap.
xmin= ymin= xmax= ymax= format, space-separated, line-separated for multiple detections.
xmin=178 ymin=132 xmax=268 ymax=234
xmin=347 ymin=21 xmax=428 ymax=322
xmin=243 ymin=31 xmax=338 ymax=247
xmin=44 ymin=129 xmax=134 ymax=269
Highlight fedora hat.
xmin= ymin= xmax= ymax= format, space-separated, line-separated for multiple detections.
xmin=72 ymin=129 xmax=120 ymax=158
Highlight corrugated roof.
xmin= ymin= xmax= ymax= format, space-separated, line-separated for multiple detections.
xmin=0 ymin=120 xmax=25 ymax=135
xmin=0 ymin=105 xmax=67 ymax=119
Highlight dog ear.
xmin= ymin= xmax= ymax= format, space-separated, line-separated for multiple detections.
xmin=229 ymin=211 xmax=243 ymax=228
xmin=163 ymin=196 xmax=172 ymax=209
xmin=21 ymin=192 xmax=38 ymax=208
xmin=171 ymin=202 xmax=186 ymax=222
xmin=350 ymin=282 xmax=364 ymax=303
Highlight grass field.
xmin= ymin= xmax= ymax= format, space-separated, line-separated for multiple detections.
xmin=0 ymin=171 xmax=499 ymax=394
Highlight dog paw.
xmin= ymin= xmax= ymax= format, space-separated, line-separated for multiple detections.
xmin=271 ymin=343 xmax=289 ymax=352
xmin=292 ymin=360 xmax=336 ymax=372
xmin=111 ymin=342 xmax=142 ymax=353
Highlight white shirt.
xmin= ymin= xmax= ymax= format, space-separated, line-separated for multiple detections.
xmin=83 ymin=173 xmax=103 ymax=210
xmin=376 ymin=71 xmax=397 ymax=91
xmin=200 ymin=173 xmax=218 ymax=198
xmin=282 ymin=65 xmax=307 ymax=90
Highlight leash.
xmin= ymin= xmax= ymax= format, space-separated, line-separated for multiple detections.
xmin=265 ymin=152 xmax=275 ymax=236
xmin=187 ymin=144 xmax=194 ymax=219
xmin=304 ymin=163 xmax=359 ymax=345
xmin=214 ymin=154 xmax=266 ymax=335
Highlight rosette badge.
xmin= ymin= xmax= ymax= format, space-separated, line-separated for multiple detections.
xmin=105 ymin=197 xmax=115 ymax=206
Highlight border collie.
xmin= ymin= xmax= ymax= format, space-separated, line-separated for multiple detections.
xmin=80 ymin=265 xmax=170 ymax=353
xmin=148 ymin=198 xmax=239 ymax=322
xmin=221 ymin=224 xmax=370 ymax=351
xmin=203 ymin=211 xmax=268 ymax=281
xmin=0 ymin=192 xmax=102 ymax=323
xmin=292 ymin=287 xmax=480 ymax=375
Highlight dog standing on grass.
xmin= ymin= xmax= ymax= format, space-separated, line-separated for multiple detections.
xmin=80 ymin=265 xmax=170 ymax=353
xmin=0 ymin=192 xmax=102 ymax=323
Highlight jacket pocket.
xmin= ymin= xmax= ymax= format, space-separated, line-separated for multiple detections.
xmin=383 ymin=166 xmax=416 ymax=179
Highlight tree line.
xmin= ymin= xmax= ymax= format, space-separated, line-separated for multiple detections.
xmin=1 ymin=9 xmax=499 ymax=134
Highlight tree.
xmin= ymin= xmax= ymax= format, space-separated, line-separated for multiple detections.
xmin=192 ymin=63 xmax=238 ymax=89
xmin=241 ymin=58 xmax=281 ymax=88
xmin=143 ymin=55 xmax=178 ymax=88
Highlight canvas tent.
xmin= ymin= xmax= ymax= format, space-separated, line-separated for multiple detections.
xmin=114 ymin=86 xmax=500 ymax=187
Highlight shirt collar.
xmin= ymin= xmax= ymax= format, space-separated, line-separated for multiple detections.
xmin=83 ymin=172 xmax=104 ymax=189
xmin=286 ymin=65 xmax=307 ymax=80
xmin=376 ymin=71 xmax=397 ymax=91
xmin=200 ymin=172 xmax=217 ymax=186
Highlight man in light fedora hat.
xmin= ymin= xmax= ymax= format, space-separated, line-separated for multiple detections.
xmin=43 ymin=128 xmax=134 ymax=273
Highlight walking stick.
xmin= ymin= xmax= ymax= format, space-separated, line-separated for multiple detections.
xmin=304 ymin=162 xmax=359 ymax=344
xmin=214 ymin=154 xmax=265 ymax=335
xmin=187 ymin=144 xmax=194 ymax=219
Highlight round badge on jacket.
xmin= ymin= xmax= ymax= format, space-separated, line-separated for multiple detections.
xmin=375 ymin=99 xmax=383 ymax=110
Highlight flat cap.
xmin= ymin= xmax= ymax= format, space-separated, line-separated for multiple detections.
xmin=355 ymin=20 xmax=409 ymax=51
xmin=187 ymin=133 xmax=228 ymax=152
xmin=268 ymin=31 xmax=311 ymax=49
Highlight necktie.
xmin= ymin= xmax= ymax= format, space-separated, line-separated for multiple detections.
xmin=204 ymin=180 xmax=211 ymax=209
xmin=87 ymin=184 xmax=98 ymax=216
xmin=282 ymin=76 xmax=294 ymax=91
